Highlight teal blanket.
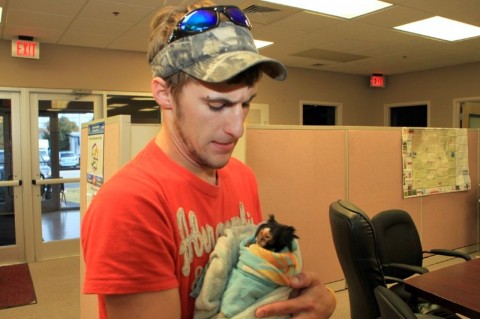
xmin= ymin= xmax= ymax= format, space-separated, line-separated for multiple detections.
xmin=192 ymin=225 xmax=302 ymax=319
xmin=220 ymin=235 xmax=302 ymax=317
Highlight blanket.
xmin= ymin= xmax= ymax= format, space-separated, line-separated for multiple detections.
xmin=192 ymin=224 xmax=302 ymax=319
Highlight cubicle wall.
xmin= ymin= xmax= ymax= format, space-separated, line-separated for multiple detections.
xmin=246 ymin=126 xmax=479 ymax=284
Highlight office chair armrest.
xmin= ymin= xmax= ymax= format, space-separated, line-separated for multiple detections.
xmin=424 ymin=249 xmax=472 ymax=261
xmin=383 ymin=275 xmax=404 ymax=284
xmin=384 ymin=263 xmax=429 ymax=275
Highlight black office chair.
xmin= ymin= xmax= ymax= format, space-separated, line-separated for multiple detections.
xmin=371 ymin=209 xmax=471 ymax=283
xmin=329 ymin=199 xmax=385 ymax=319
xmin=374 ymin=286 xmax=442 ymax=319
xmin=329 ymin=200 xmax=460 ymax=319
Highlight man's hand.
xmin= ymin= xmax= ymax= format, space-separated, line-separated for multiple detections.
xmin=255 ymin=271 xmax=336 ymax=318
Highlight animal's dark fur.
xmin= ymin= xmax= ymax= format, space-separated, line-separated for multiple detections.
xmin=254 ymin=215 xmax=299 ymax=252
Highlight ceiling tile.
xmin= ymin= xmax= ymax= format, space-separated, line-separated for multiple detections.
xmin=66 ymin=17 xmax=131 ymax=35
xmin=6 ymin=9 xmax=73 ymax=30
xmin=78 ymin=0 xmax=154 ymax=22
xmin=8 ymin=0 xmax=87 ymax=16
xmin=59 ymin=31 xmax=116 ymax=48
xmin=3 ymin=25 xmax=63 ymax=43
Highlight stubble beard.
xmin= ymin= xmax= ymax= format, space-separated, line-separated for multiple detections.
xmin=173 ymin=108 xmax=228 ymax=170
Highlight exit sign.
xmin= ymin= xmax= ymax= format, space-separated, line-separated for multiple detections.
xmin=370 ymin=74 xmax=385 ymax=88
xmin=11 ymin=39 xmax=40 ymax=59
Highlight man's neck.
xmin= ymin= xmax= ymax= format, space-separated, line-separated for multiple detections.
xmin=155 ymin=130 xmax=218 ymax=185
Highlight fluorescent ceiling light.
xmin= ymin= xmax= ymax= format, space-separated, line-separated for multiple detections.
xmin=254 ymin=39 xmax=274 ymax=49
xmin=395 ymin=16 xmax=480 ymax=41
xmin=261 ymin=0 xmax=392 ymax=19
xmin=0 ymin=7 xmax=3 ymax=23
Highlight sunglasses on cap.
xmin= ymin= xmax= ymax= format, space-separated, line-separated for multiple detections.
xmin=167 ymin=5 xmax=252 ymax=44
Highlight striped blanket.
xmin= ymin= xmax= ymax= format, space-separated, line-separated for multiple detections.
xmin=220 ymin=235 xmax=302 ymax=317
xmin=192 ymin=224 xmax=302 ymax=319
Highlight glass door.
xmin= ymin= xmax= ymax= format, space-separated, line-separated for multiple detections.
xmin=30 ymin=92 xmax=99 ymax=260
xmin=0 ymin=92 xmax=25 ymax=264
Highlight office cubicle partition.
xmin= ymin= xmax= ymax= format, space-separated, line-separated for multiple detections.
xmin=246 ymin=126 xmax=479 ymax=284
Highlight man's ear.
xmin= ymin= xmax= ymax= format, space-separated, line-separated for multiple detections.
xmin=151 ymin=77 xmax=173 ymax=109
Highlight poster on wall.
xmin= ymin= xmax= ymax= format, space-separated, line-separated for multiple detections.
xmin=86 ymin=122 xmax=105 ymax=207
xmin=402 ymin=127 xmax=471 ymax=198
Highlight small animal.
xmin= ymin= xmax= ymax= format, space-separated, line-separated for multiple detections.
xmin=254 ymin=215 xmax=299 ymax=252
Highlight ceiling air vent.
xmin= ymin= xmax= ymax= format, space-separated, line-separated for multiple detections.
xmin=241 ymin=3 xmax=299 ymax=25
xmin=243 ymin=5 xmax=280 ymax=14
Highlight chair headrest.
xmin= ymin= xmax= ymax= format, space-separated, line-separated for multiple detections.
xmin=329 ymin=199 xmax=385 ymax=319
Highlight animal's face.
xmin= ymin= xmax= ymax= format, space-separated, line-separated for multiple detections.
xmin=256 ymin=227 xmax=273 ymax=248
xmin=254 ymin=215 xmax=298 ymax=252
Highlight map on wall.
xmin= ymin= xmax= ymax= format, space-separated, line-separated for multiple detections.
xmin=402 ymin=127 xmax=471 ymax=198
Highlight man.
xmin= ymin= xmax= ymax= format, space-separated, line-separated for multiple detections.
xmin=82 ymin=1 xmax=336 ymax=318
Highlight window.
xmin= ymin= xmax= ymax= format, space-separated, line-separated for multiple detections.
xmin=386 ymin=102 xmax=429 ymax=127
xmin=301 ymin=102 xmax=342 ymax=126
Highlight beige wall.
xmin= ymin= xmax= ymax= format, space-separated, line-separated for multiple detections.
xmin=256 ymin=68 xmax=375 ymax=125
xmin=2 ymin=39 xmax=480 ymax=127
xmin=371 ymin=63 xmax=480 ymax=128
xmin=0 ymin=40 xmax=151 ymax=92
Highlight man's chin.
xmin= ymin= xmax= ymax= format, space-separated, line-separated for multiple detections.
xmin=207 ymin=155 xmax=232 ymax=169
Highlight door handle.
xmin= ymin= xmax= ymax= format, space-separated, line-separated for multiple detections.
xmin=0 ymin=179 xmax=22 ymax=187
xmin=32 ymin=177 xmax=79 ymax=185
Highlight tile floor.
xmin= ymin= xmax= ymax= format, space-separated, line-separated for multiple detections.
xmin=0 ymin=253 xmax=477 ymax=319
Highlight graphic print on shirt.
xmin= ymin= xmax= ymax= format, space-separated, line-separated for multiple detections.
xmin=177 ymin=202 xmax=255 ymax=276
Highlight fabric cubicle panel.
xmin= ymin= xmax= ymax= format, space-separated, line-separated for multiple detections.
xmin=347 ymin=128 xmax=478 ymax=251
xmin=421 ymin=130 xmax=478 ymax=250
xmin=246 ymin=126 xmax=347 ymax=284
xmin=347 ymin=128 xmax=423 ymax=238
xmin=246 ymin=126 xmax=479 ymax=284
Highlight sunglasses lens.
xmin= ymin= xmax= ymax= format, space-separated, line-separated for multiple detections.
xmin=225 ymin=7 xmax=251 ymax=28
xmin=179 ymin=9 xmax=218 ymax=33
xmin=169 ymin=6 xmax=251 ymax=44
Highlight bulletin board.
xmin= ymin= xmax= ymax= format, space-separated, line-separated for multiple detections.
xmin=401 ymin=127 xmax=471 ymax=198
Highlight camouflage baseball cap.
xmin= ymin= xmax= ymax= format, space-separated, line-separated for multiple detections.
xmin=150 ymin=22 xmax=287 ymax=82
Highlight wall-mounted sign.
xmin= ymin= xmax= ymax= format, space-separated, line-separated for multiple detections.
xmin=11 ymin=39 xmax=40 ymax=59
xmin=86 ymin=121 xmax=105 ymax=207
xmin=370 ymin=73 xmax=385 ymax=88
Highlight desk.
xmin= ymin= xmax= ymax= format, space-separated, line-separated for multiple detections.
xmin=404 ymin=258 xmax=480 ymax=319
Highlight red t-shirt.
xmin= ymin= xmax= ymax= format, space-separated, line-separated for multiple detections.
xmin=81 ymin=140 xmax=262 ymax=319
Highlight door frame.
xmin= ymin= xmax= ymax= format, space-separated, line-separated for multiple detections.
xmin=29 ymin=90 xmax=102 ymax=261
xmin=453 ymin=96 xmax=480 ymax=128
xmin=0 ymin=89 xmax=26 ymax=263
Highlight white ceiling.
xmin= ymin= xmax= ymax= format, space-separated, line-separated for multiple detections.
xmin=1 ymin=0 xmax=480 ymax=76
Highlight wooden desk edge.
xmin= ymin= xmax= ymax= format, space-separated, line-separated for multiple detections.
xmin=404 ymin=282 xmax=480 ymax=319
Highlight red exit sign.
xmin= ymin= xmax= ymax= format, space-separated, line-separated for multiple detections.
xmin=370 ymin=74 xmax=385 ymax=88
xmin=11 ymin=39 xmax=40 ymax=59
